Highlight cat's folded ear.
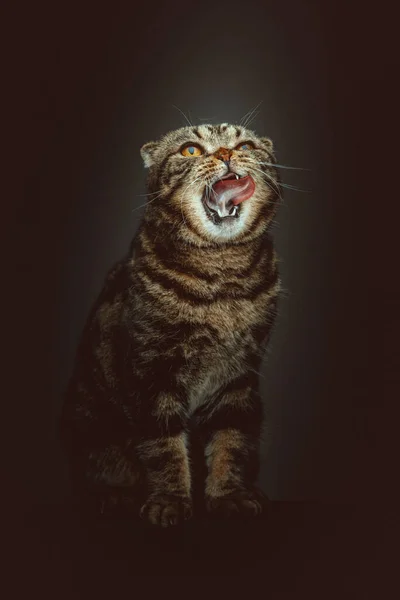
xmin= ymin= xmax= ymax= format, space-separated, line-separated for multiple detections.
xmin=260 ymin=137 xmax=274 ymax=154
xmin=140 ymin=141 xmax=158 ymax=168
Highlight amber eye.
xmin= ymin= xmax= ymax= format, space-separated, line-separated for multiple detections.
xmin=236 ymin=141 xmax=255 ymax=151
xmin=181 ymin=144 xmax=203 ymax=157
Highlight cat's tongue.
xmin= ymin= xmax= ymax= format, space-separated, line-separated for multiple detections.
xmin=206 ymin=175 xmax=255 ymax=218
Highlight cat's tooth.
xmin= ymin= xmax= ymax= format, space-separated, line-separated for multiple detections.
xmin=235 ymin=174 xmax=239 ymax=179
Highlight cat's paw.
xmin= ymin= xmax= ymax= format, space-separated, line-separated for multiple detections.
xmin=140 ymin=494 xmax=193 ymax=527
xmin=205 ymin=487 xmax=269 ymax=519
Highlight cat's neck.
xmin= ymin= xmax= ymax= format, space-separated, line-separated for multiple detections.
xmin=132 ymin=221 xmax=271 ymax=277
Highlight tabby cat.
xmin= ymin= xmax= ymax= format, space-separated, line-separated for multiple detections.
xmin=60 ymin=123 xmax=281 ymax=527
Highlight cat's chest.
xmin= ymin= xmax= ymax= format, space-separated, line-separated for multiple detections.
xmin=183 ymin=330 xmax=253 ymax=415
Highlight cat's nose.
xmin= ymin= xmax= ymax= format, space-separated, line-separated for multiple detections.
xmin=214 ymin=147 xmax=232 ymax=165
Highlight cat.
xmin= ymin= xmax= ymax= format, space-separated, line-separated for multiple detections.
xmin=60 ymin=122 xmax=281 ymax=527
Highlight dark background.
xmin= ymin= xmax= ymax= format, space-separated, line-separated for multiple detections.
xmin=6 ymin=0 xmax=396 ymax=592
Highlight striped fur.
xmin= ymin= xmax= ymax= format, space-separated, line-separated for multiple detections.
xmin=60 ymin=123 xmax=281 ymax=526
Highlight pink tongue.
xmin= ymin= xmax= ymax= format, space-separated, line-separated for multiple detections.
xmin=209 ymin=176 xmax=256 ymax=217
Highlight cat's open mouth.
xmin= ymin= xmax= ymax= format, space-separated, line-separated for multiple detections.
xmin=202 ymin=172 xmax=255 ymax=223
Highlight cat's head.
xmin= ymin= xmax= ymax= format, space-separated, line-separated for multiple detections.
xmin=140 ymin=124 xmax=280 ymax=245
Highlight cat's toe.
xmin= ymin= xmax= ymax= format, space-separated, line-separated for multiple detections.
xmin=206 ymin=488 xmax=269 ymax=519
xmin=140 ymin=494 xmax=192 ymax=527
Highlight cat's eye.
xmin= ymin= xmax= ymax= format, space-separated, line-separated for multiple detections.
xmin=181 ymin=144 xmax=203 ymax=157
xmin=236 ymin=141 xmax=255 ymax=151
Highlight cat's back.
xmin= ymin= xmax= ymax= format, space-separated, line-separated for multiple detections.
xmin=64 ymin=257 xmax=135 ymax=398
xmin=60 ymin=257 xmax=136 ymax=443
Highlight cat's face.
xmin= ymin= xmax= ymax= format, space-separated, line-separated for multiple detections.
xmin=140 ymin=124 xmax=280 ymax=244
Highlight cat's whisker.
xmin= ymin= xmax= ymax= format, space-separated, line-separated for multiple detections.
xmin=246 ymin=157 xmax=310 ymax=194
xmin=178 ymin=176 xmax=204 ymax=229
xmin=136 ymin=190 xmax=163 ymax=197
xmin=244 ymin=102 xmax=263 ymax=127
xmin=248 ymin=367 xmax=266 ymax=380
xmin=204 ymin=176 xmax=218 ymax=204
xmin=256 ymin=168 xmax=311 ymax=194
xmin=206 ymin=181 xmax=217 ymax=203
xmin=279 ymin=183 xmax=311 ymax=193
xmin=239 ymin=108 xmax=254 ymax=128
xmin=243 ymin=162 xmax=286 ymax=204
xmin=243 ymin=110 xmax=260 ymax=129
xmin=246 ymin=162 xmax=284 ymax=203
xmin=240 ymin=100 xmax=263 ymax=129
xmin=180 ymin=176 xmax=203 ymax=198
xmin=256 ymin=161 xmax=311 ymax=172
xmin=131 ymin=194 xmax=163 ymax=214
xmin=172 ymin=105 xmax=194 ymax=127
xmin=131 ymin=192 xmax=164 ymax=214
xmin=131 ymin=202 xmax=149 ymax=214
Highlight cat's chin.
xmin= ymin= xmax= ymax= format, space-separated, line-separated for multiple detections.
xmin=197 ymin=203 xmax=247 ymax=242
xmin=201 ymin=195 xmax=242 ymax=225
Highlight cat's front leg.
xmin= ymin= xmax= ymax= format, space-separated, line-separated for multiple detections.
xmin=137 ymin=431 xmax=192 ymax=527
xmin=136 ymin=394 xmax=192 ymax=527
xmin=202 ymin=375 xmax=269 ymax=519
